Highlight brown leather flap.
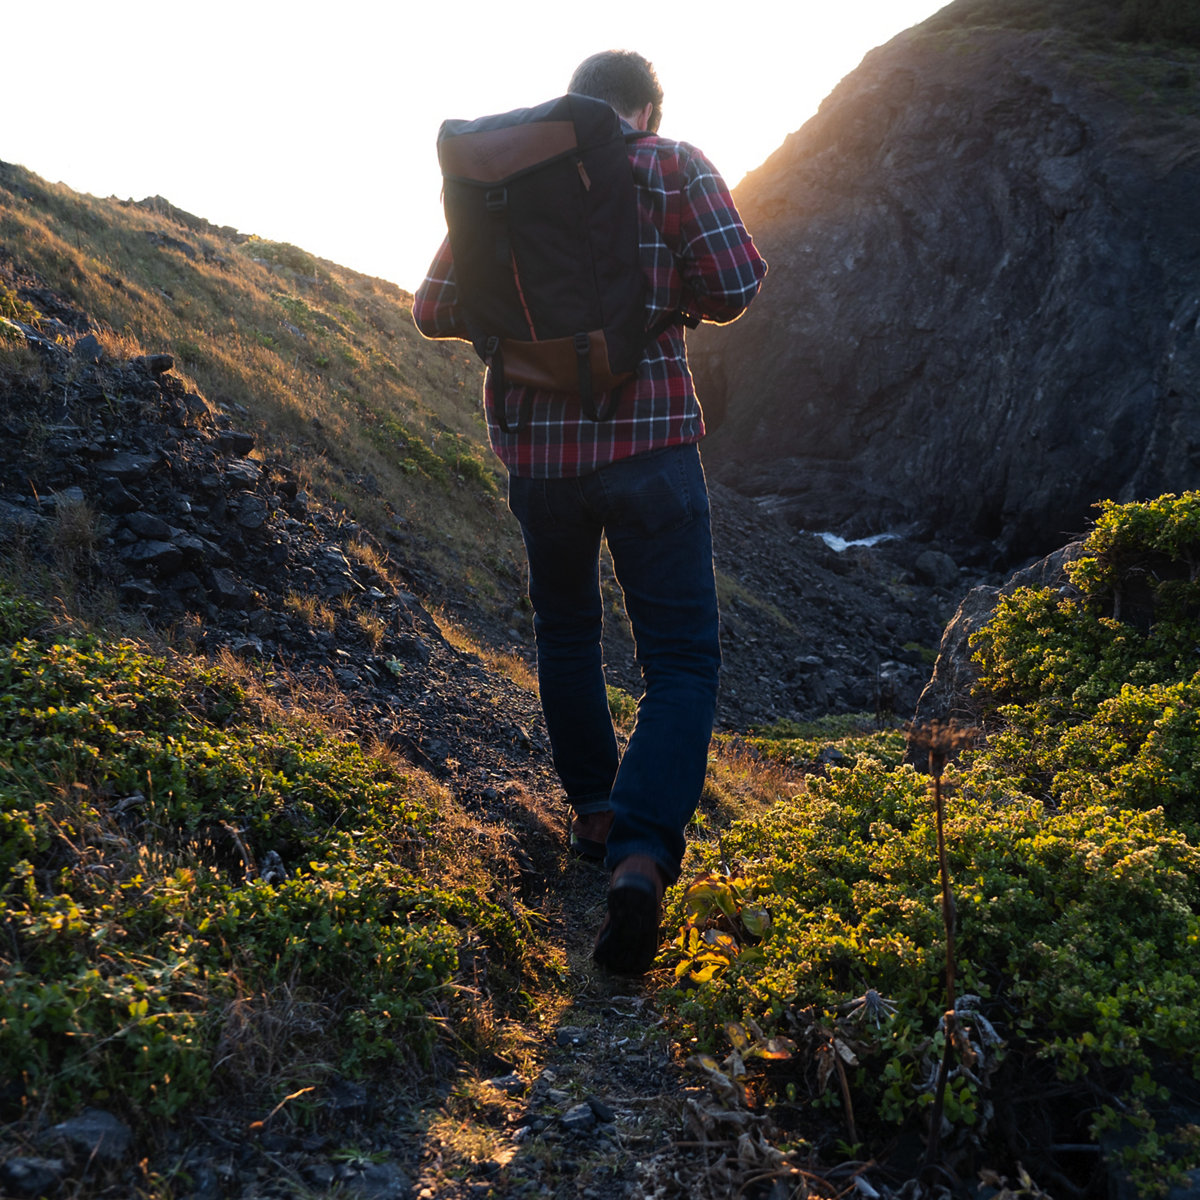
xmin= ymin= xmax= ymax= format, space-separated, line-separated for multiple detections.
xmin=440 ymin=121 xmax=578 ymax=183
xmin=500 ymin=332 xmax=633 ymax=394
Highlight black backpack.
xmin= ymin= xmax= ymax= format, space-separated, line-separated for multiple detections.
xmin=438 ymin=93 xmax=685 ymax=433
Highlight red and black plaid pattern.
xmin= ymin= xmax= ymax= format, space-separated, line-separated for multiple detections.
xmin=412 ymin=131 xmax=766 ymax=477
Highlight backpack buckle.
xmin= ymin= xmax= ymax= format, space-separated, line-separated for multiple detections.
xmin=485 ymin=187 xmax=508 ymax=213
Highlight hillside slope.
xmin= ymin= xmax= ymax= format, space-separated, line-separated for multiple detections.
xmin=0 ymin=162 xmax=523 ymax=626
xmin=2 ymin=160 xmax=985 ymax=726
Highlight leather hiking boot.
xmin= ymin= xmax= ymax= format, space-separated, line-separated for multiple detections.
xmin=593 ymin=854 xmax=665 ymax=977
xmin=569 ymin=810 xmax=613 ymax=863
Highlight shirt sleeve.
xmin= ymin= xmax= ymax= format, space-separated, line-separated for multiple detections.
xmin=676 ymin=149 xmax=767 ymax=325
xmin=412 ymin=236 xmax=470 ymax=340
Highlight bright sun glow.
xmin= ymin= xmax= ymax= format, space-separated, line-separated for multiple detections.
xmin=6 ymin=0 xmax=948 ymax=291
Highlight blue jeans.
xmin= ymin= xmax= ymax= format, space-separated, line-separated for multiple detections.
xmin=507 ymin=443 xmax=721 ymax=882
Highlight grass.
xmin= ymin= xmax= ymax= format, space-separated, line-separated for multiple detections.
xmin=916 ymin=0 xmax=1200 ymax=117
xmin=0 ymin=583 xmax=545 ymax=1131
xmin=431 ymin=607 xmax=538 ymax=692
xmin=743 ymin=713 xmax=907 ymax=772
xmin=0 ymin=162 xmax=515 ymax=646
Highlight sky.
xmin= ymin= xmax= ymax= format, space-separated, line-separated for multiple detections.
xmin=5 ymin=0 xmax=948 ymax=293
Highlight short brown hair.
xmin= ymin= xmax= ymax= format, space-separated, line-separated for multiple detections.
xmin=567 ymin=50 xmax=663 ymax=132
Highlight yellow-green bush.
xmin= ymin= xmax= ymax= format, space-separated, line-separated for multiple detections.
xmin=0 ymin=586 xmax=528 ymax=1120
xmin=662 ymin=494 xmax=1200 ymax=1193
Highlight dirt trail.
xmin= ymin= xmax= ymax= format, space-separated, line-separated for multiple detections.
xmin=406 ymin=763 xmax=694 ymax=1200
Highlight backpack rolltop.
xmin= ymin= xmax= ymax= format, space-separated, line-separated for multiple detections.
xmin=438 ymin=93 xmax=650 ymax=434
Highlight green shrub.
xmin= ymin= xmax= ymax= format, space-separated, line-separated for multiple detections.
xmin=660 ymin=494 xmax=1200 ymax=1193
xmin=745 ymin=714 xmax=905 ymax=771
xmin=0 ymin=586 xmax=529 ymax=1121
xmin=0 ymin=282 xmax=39 ymax=324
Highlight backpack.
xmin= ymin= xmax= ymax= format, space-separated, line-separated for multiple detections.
xmin=438 ymin=93 xmax=678 ymax=433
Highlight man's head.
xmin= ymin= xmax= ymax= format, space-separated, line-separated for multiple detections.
xmin=568 ymin=50 xmax=663 ymax=132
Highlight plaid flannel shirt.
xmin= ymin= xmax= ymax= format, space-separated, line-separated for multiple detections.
xmin=412 ymin=128 xmax=766 ymax=477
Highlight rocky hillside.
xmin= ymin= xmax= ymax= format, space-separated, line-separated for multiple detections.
xmin=691 ymin=0 xmax=1200 ymax=565
xmin=0 ymin=178 xmax=964 ymax=1200
xmin=0 ymin=166 xmax=984 ymax=729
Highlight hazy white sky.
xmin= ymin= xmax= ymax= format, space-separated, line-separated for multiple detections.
xmin=6 ymin=0 xmax=947 ymax=291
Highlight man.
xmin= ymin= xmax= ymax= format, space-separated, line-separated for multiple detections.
xmin=413 ymin=50 xmax=766 ymax=976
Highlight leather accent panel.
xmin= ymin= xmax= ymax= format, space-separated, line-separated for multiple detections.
xmin=440 ymin=121 xmax=578 ymax=183
xmin=500 ymin=332 xmax=633 ymax=394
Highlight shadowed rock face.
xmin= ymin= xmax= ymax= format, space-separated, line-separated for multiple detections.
xmin=691 ymin=17 xmax=1200 ymax=565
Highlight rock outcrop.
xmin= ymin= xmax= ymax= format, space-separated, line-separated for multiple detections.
xmin=691 ymin=5 xmax=1200 ymax=564
xmin=0 ymin=270 xmax=551 ymax=789
xmin=912 ymin=539 xmax=1085 ymax=726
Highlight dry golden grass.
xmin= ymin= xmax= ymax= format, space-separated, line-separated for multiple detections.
xmin=431 ymin=607 xmax=538 ymax=692
xmin=354 ymin=610 xmax=387 ymax=649
xmin=284 ymin=591 xmax=338 ymax=632
xmin=0 ymin=163 xmax=526 ymax=660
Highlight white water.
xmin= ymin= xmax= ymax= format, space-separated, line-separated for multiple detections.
xmin=813 ymin=531 xmax=900 ymax=553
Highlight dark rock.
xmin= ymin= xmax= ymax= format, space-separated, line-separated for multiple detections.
xmin=119 ymin=578 xmax=160 ymax=604
xmin=223 ymin=458 xmax=261 ymax=490
xmin=217 ymin=430 xmax=256 ymax=456
xmin=486 ymin=1073 xmax=525 ymax=1096
xmin=235 ymin=494 xmax=269 ymax=529
xmin=914 ymin=550 xmax=959 ymax=590
xmin=560 ymin=1102 xmax=597 ymax=1133
xmin=208 ymin=567 xmax=253 ymax=608
xmin=913 ymin=541 xmax=1086 ymax=728
xmin=335 ymin=1160 xmax=411 ymax=1199
xmin=0 ymin=1156 xmax=67 ymax=1197
xmin=692 ymin=22 xmax=1200 ymax=564
xmin=322 ymin=1076 xmax=370 ymax=1116
xmin=42 ymin=1107 xmax=132 ymax=1161
xmin=170 ymin=570 xmax=205 ymax=594
xmin=99 ymin=479 xmax=139 ymax=513
xmin=258 ymin=849 xmax=287 ymax=884
xmin=43 ymin=486 xmax=87 ymax=510
xmin=95 ymin=451 xmax=158 ymax=483
xmin=392 ymin=634 xmax=432 ymax=665
xmin=247 ymin=610 xmax=275 ymax=637
xmin=123 ymin=539 xmax=185 ymax=576
xmin=125 ymin=510 xmax=172 ymax=539
xmin=72 ymin=333 xmax=103 ymax=364
xmin=147 ymin=231 xmax=198 ymax=259
xmin=586 ymin=1096 xmax=616 ymax=1123
xmin=303 ymin=1162 xmax=338 ymax=1188
xmin=178 ymin=1159 xmax=222 ymax=1200
xmin=175 ymin=532 xmax=228 ymax=567
xmin=134 ymin=354 xmax=175 ymax=377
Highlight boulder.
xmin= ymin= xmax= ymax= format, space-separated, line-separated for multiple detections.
xmin=41 ymin=1108 xmax=131 ymax=1162
xmin=913 ymin=540 xmax=1086 ymax=725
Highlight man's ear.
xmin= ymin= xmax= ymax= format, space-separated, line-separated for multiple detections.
xmin=633 ymin=102 xmax=654 ymax=131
